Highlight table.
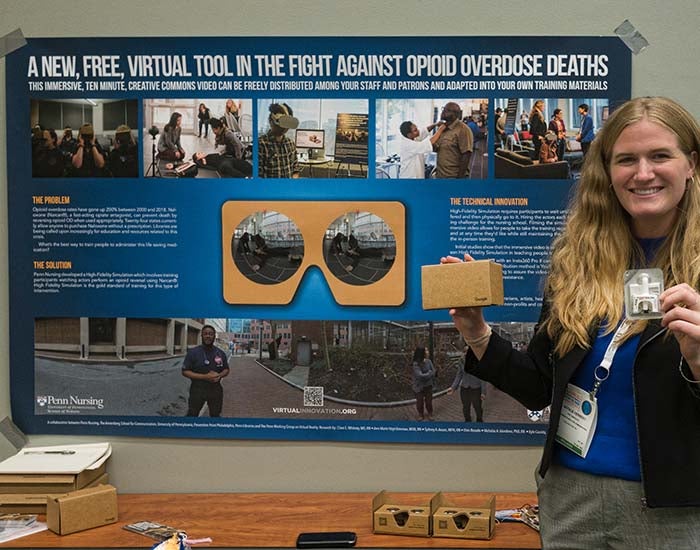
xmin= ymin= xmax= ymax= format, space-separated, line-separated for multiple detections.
xmin=0 ymin=493 xmax=540 ymax=549
xmin=298 ymin=157 xmax=332 ymax=178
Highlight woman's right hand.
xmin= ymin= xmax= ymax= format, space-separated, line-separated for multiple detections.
xmin=440 ymin=253 xmax=490 ymax=341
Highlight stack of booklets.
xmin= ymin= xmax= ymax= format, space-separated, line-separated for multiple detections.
xmin=0 ymin=418 xmax=112 ymax=513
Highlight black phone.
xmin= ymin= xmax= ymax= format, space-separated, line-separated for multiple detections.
xmin=296 ymin=531 xmax=357 ymax=548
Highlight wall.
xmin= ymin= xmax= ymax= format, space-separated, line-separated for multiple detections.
xmin=1 ymin=0 xmax=698 ymax=493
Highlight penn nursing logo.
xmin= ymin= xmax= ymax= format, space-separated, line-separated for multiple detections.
xmin=35 ymin=394 xmax=105 ymax=410
xmin=527 ymin=409 xmax=543 ymax=422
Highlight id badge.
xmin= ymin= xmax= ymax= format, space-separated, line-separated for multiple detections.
xmin=555 ymin=383 xmax=598 ymax=458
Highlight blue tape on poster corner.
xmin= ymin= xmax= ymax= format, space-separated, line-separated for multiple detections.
xmin=614 ymin=20 xmax=649 ymax=55
xmin=0 ymin=28 xmax=27 ymax=58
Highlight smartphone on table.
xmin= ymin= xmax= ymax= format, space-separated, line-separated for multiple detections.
xmin=296 ymin=531 xmax=357 ymax=548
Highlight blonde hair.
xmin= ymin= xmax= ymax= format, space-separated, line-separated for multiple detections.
xmin=529 ymin=100 xmax=544 ymax=122
xmin=543 ymin=97 xmax=700 ymax=356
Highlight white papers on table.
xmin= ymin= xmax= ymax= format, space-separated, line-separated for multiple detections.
xmin=0 ymin=442 xmax=111 ymax=474
xmin=0 ymin=521 xmax=48 ymax=543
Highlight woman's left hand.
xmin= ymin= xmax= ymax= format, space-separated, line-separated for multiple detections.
xmin=660 ymin=283 xmax=700 ymax=377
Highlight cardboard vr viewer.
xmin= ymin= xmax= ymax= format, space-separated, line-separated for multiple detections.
xmin=371 ymin=490 xmax=495 ymax=540
xmin=421 ymin=260 xmax=504 ymax=310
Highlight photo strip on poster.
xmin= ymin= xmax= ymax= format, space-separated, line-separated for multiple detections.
xmin=8 ymin=37 xmax=630 ymax=443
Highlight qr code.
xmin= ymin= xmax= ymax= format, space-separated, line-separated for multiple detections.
xmin=304 ymin=386 xmax=324 ymax=407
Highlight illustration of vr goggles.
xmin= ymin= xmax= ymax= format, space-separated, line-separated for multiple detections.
xmin=221 ymin=200 xmax=405 ymax=306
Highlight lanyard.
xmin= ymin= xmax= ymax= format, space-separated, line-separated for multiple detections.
xmin=589 ymin=319 xmax=633 ymax=399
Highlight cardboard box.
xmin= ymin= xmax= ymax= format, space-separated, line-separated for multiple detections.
xmin=421 ymin=260 xmax=504 ymax=310
xmin=0 ymin=462 xmax=107 ymax=493
xmin=431 ymin=492 xmax=495 ymax=540
xmin=0 ymin=472 xmax=109 ymax=514
xmin=0 ymin=417 xmax=113 ymax=515
xmin=47 ymin=484 xmax=118 ymax=535
xmin=0 ymin=493 xmax=52 ymax=514
xmin=372 ymin=490 xmax=436 ymax=537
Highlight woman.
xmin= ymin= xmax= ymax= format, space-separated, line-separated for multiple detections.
xmin=443 ymin=97 xmax=700 ymax=547
xmin=197 ymin=103 xmax=211 ymax=138
xmin=548 ymin=108 xmax=567 ymax=162
xmin=411 ymin=346 xmax=435 ymax=421
xmin=529 ymin=100 xmax=547 ymax=161
xmin=192 ymin=118 xmax=251 ymax=178
xmin=224 ymin=99 xmax=242 ymax=133
xmin=157 ymin=112 xmax=185 ymax=161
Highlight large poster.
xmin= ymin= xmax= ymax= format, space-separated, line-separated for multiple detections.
xmin=7 ymin=37 xmax=630 ymax=444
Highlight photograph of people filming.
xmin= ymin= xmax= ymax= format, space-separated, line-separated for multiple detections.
xmin=30 ymin=99 xmax=138 ymax=178
xmin=375 ymin=98 xmax=488 ymax=179
xmin=257 ymin=99 xmax=369 ymax=179
xmin=493 ymin=97 xmax=609 ymax=180
xmin=142 ymin=98 xmax=252 ymax=178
